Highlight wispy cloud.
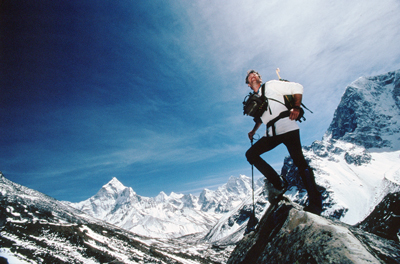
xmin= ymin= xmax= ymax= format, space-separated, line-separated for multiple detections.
xmin=178 ymin=0 xmax=400 ymax=99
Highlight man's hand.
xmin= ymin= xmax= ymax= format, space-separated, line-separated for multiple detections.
xmin=289 ymin=108 xmax=300 ymax=120
xmin=290 ymin=94 xmax=302 ymax=121
xmin=248 ymin=121 xmax=262 ymax=141
xmin=248 ymin=130 xmax=256 ymax=141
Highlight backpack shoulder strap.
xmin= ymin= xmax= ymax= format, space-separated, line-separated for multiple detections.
xmin=261 ymin=83 xmax=266 ymax=97
xmin=261 ymin=83 xmax=272 ymax=115
xmin=268 ymin=97 xmax=286 ymax=107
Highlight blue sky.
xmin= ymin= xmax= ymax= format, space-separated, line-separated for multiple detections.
xmin=1 ymin=0 xmax=400 ymax=202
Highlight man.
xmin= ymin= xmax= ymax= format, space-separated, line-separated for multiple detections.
xmin=245 ymin=70 xmax=322 ymax=215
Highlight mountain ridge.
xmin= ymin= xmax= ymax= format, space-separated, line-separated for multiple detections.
xmin=70 ymin=174 xmax=262 ymax=239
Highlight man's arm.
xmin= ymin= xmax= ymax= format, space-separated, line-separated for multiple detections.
xmin=248 ymin=121 xmax=262 ymax=141
xmin=289 ymin=94 xmax=302 ymax=120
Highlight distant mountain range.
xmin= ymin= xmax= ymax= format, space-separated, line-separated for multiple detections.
xmin=1 ymin=70 xmax=400 ymax=263
xmin=68 ymin=174 xmax=264 ymax=239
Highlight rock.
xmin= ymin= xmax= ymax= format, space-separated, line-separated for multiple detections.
xmin=227 ymin=197 xmax=400 ymax=264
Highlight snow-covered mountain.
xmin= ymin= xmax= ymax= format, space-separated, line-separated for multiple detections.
xmin=301 ymin=69 xmax=400 ymax=224
xmin=0 ymin=172 xmax=231 ymax=263
xmin=327 ymin=70 xmax=400 ymax=149
xmin=70 ymin=175 xmax=263 ymax=239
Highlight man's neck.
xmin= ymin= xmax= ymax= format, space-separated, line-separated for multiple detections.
xmin=251 ymin=83 xmax=261 ymax=93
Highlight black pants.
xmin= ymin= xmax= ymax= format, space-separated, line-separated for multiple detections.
xmin=246 ymin=129 xmax=321 ymax=208
xmin=246 ymin=129 xmax=309 ymax=188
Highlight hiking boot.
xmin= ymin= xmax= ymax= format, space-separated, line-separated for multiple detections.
xmin=304 ymin=203 xmax=323 ymax=215
xmin=299 ymin=167 xmax=323 ymax=215
xmin=264 ymin=178 xmax=287 ymax=204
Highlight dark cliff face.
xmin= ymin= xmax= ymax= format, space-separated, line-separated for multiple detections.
xmin=356 ymin=192 xmax=400 ymax=243
xmin=227 ymin=197 xmax=400 ymax=264
xmin=328 ymin=86 xmax=362 ymax=140
xmin=326 ymin=70 xmax=400 ymax=149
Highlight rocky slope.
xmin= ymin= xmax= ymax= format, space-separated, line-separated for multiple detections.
xmin=227 ymin=196 xmax=400 ymax=264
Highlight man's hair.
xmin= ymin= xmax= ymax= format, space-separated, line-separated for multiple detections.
xmin=245 ymin=70 xmax=262 ymax=84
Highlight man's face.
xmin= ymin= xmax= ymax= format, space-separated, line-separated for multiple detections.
xmin=247 ymin=72 xmax=261 ymax=85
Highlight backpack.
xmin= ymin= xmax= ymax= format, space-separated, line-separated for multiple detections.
xmin=243 ymin=83 xmax=313 ymax=122
xmin=242 ymin=85 xmax=268 ymax=118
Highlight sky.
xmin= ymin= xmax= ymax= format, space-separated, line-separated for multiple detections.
xmin=1 ymin=0 xmax=400 ymax=203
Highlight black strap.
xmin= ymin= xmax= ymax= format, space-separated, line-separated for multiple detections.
xmin=261 ymin=83 xmax=265 ymax=97
xmin=268 ymin=97 xmax=286 ymax=107
xmin=261 ymin=83 xmax=273 ymax=115
xmin=300 ymin=103 xmax=313 ymax=113
xmin=266 ymin=110 xmax=290 ymax=137
xmin=270 ymin=95 xmax=313 ymax=113
xmin=262 ymin=83 xmax=311 ymax=136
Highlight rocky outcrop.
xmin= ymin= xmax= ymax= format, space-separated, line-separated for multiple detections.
xmin=227 ymin=197 xmax=400 ymax=264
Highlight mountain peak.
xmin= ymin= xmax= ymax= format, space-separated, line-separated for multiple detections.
xmin=92 ymin=177 xmax=132 ymax=201
xmin=155 ymin=191 xmax=168 ymax=202
xmin=326 ymin=69 xmax=400 ymax=149
xmin=224 ymin=175 xmax=252 ymax=196
xmin=169 ymin=191 xmax=183 ymax=199
xmin=104 ymin=177 xmax=126 ymax=192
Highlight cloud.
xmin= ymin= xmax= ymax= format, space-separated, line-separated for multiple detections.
xmin=177 ymin=0 xmax=400 ymax=92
